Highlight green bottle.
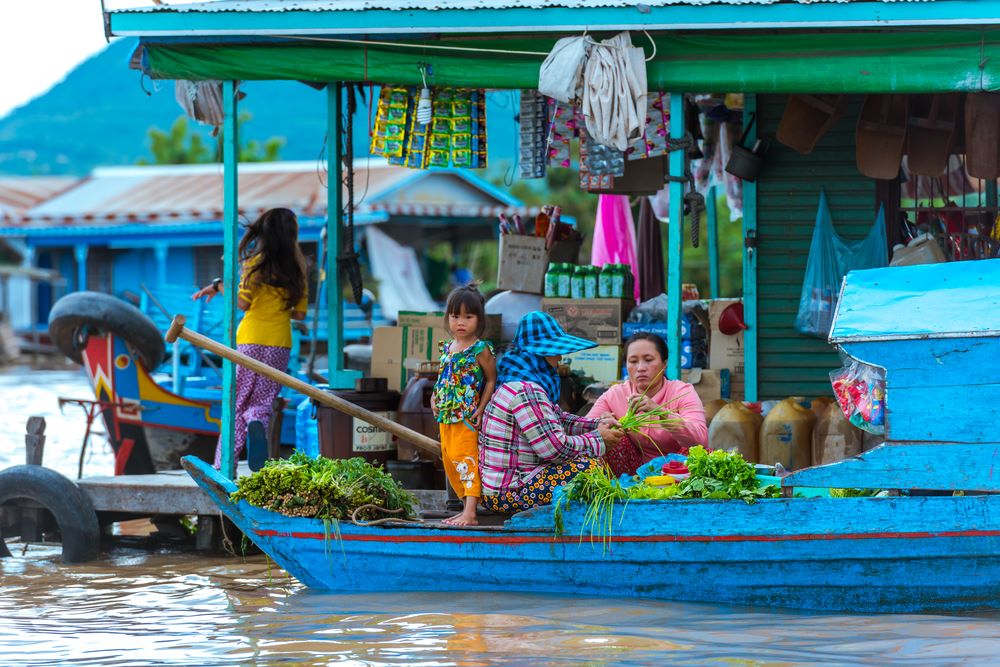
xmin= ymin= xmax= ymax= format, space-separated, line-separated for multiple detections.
xmin=557 ymin=263 xmax=572 ymax=297
xmin=570 ymin=265 xmax=585 ymax=300
xmin=610 ymin=264 xmax=625 ymax=298
xmin=543 ymin=262 xmax=559 ymax=298
xmin=583 ymin=265 xmax=599 ymax=299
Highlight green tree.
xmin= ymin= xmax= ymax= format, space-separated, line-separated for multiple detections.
xmin=138 ymin=112 xmax=286 ymax=165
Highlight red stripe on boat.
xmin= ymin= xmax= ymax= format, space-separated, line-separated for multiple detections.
xmin=254 ymin=529 xmax=1000 ymax=544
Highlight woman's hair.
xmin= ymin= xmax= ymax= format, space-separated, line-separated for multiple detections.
xmin=238 ymin=208 xmax=307 ymax=309
xmin=444 ymin=284 xmax=486 ymax=338
xmin=624 ymin=332 xmax=668 ymax=362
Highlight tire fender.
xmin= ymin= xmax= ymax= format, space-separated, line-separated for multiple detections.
xmin=0 ymin=465 xmax=101 ymax=563
xmin=48 ymin=291 xmax=166 ymax=370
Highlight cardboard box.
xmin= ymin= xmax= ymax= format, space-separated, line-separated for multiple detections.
xmin=564 ymin=345 xmax=622 ymax=383
xmin=622 ymin=316 xmax=706 ymax=345
xmin=708 ymin=298 xmax=745 ymax=377
xmin=370 ymin=326 xmax=449 ymax=391
xmin=541 ymin=298 xmax=633 ymax=345
xmin=682 ymin=368 xmax=731 ymax=403
xmin=397 ymin=310 xmax=502 ymax=342
xmin=497 ymin=235 xmax=548 ymax=294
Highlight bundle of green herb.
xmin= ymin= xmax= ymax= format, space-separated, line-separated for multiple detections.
xmin=231 ymin=452 xmax=417 ymax=522
xmin=552 ymin=464 xmax=628 ymax=543
xmin=671 ymin=445 xmax=781 ymax=502
xmin=615 ymin=370 xmax=689 ymax=440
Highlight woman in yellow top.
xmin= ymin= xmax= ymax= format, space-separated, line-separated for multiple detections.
xmin=193 ymin=208 xmax=308 ymax=469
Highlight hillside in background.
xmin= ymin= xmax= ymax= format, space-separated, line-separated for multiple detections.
xmin=0 ymin=39 xmax=518 ymax=176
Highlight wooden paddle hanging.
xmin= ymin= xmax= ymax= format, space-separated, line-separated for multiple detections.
xmin=165 ymin=315 xmax=443 ymax=459
xmin=775 ymin=94 xmax=847 ymax=154
xmin=965 ymin=93 xmax=1000 ymax=179
xmin=906 ymin=94 xmax=960 ymax=177
xmin=856 ymin=94 xmax=909 ymax=180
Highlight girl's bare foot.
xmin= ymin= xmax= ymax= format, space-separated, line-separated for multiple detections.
xmin=443 ymin=511 xmax=478 ymax=527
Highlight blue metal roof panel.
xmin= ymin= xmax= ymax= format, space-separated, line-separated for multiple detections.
xmin=829 ymin=259 xmax=1000 ymax=342
xmin=110 ymin=0 xmax=936 ymax=12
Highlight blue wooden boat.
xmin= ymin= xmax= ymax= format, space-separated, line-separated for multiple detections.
xmin=182 ymin=258 xmax=1000 ymax=613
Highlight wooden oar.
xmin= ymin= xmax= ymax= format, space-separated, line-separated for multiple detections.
xmin=165 ymin=315 xmax=442 ymax=458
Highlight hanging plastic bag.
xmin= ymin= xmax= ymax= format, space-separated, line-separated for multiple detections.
xmin=795 ymin=190 xmax=888 ymax=337
xmin=830 ymin=358 xmax=885 ymax=435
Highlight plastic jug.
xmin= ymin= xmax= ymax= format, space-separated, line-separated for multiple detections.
xmin=703 ymin=398 xmax=728 ymax=428
xmin=812 ymin=401 xmax=863 ymax=465
xmin=708 ymin=401 xmax=762 ymax=462
xmin=759 ymin=397 xmax=817 ymax=470
xmin=295 ymin=395 xmax=320 ymax=458
xmin=809 ymin=396 xmax=835 ymax=421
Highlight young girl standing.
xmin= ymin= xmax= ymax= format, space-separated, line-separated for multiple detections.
xmin=192 ymin=207 xmax=308 ymax=471
xmin=432 ymin=285 xmax=496 ymax=526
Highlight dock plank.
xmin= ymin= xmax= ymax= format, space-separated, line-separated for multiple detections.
xmin=78 ymin=464 xmax=448 ymax=516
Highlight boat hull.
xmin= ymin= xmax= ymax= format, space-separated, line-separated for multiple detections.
xmin=183 ymin=456 xmax=1000 ymax=613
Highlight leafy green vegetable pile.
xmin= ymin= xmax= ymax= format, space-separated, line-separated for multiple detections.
xmin=230 ymin=452 xmax=417 ymax=522
xmin=670 ymin=446 xmax=782 ymax=502
xmin=554 ymin=446 xmax=782 ymax=541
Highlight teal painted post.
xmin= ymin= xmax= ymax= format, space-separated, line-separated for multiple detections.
xmin=326 ymin=83 xmax=363 ymax=389
xmin=707 ymin=185 xmax=720 ymax=299
xmin=666 ymin=92 xmax=686 ymax=381
xmin=220 ymin=80 xmax=239 ymax=480
xmin=741 ymin=95 xmax=759 ymax=402
xmin=73 ymin=244 xmax=88 ymax=291
xmin=986 ymin=180 xmax=998 ymax=210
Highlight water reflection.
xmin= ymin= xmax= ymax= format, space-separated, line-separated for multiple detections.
xmin=5 ymin=536 xmax=1000 ymax=665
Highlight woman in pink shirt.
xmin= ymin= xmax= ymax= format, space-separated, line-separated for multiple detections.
xmin=587 ymin=333 xmax=708 ymax=470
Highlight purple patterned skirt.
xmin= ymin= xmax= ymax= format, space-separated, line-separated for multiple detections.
xmin=214 ymin=343 xmax=290 ymax=469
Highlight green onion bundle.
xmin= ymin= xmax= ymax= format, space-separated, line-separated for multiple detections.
xmin=613 ymin=370 xmax=691 ymax=451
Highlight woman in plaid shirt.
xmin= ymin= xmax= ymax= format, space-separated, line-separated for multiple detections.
xmin=479 ymin=312 xmax=624 ymax=513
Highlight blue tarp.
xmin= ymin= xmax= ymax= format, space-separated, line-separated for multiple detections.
xmin=829 ymin=258 xmax=1000 ymax=342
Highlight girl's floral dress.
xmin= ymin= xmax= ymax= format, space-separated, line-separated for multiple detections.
xmin=433 ymin=339 xmax=493 ymax=424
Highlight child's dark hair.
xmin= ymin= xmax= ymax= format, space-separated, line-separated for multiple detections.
xmin=238 ymin=208 xmax=307 ymax=310
xmin=624 ymin=332 xmax=668 ymax=361
xmin=444 ymin=284 xmax=487 ymax=338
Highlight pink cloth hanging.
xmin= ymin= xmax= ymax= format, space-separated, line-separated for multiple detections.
xmin=590 ymin=194 xmax=640 ymax=302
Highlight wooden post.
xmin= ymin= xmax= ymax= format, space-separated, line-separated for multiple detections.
xmin=741 ymin=94 xmax=759 ymax=402
xmin=666 ymin=91 xmax=686 ymax=381
xmin=707 ymin=185 xmax=720 ymax=299
xmin=25 ymin=416 xmax=45 ymax=466
xmin=220 ymin=80 xmax=240 ymax=480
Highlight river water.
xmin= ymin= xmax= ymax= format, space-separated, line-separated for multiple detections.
xmin=3 ymin=367 xmax=1000 ymax=666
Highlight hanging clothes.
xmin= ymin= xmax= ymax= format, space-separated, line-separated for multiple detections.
xmin=365 ymin=226 xmax=438 ymax=319
xmin=637 ymin=197 xmax=665 ymax=301
xmin=581 ymin=32 xmax=648 ymax=151
xmin=591 ymin=194 xmax=640 ymax=302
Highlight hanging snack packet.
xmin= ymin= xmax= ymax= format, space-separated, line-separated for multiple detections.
xmin=519 ymin=90 xmax=549 ymax=178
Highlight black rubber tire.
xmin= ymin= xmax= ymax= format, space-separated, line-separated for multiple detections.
xmin=48 ymin=291 xmax=165 ymax=369
xmin=0 ymin=465 xmax=101 ymax=563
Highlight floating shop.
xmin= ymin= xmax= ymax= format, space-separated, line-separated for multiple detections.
xmin=2 ymin=0 xmax=1000 ymax=613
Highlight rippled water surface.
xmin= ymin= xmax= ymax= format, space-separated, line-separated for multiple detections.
xmin=3 ymin=367 xmax=1000 ymax=666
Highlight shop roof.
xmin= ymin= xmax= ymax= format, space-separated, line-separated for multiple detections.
xmin=106 ymin=0 xmax=1000 ymax=38
xmin=830 ymin=259 xmax=1000 ymax=343
xmin=4 ymin=160 xmax=529 ymax=228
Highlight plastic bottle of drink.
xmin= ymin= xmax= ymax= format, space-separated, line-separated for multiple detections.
xmin=598 ymin=264 xmax=611 ymax=298
xmin=610 ymin=264 xmax=625 ymax=298
xmin=570 ymin=265 xmax=585 ymax=300
xmin=557 ymin=264 xmax=572 ymax=297
xmin=583 ymin=265 xmax=598 ymax=299
xmin=543 ymin=262 xmax=559 ymax=298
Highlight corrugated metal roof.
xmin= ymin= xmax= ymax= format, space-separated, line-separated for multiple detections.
xmin=0 ymin=177 xmax=79 ymax=221
xmin=4 ymin=160 xmax=529 ymax=228
xmin=110 ymin=0 xmax=928 ymax=13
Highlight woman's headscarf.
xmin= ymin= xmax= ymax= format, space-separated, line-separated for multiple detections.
xmin=497 ymin=311 xmax=596 ymax=402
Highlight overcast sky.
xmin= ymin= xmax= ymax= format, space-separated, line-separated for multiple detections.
xmin=0 ymin=1 xmax=137 ymax=118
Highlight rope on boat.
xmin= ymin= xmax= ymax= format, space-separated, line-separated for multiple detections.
xmin=350 ymin=505 xmax=424 ymax=527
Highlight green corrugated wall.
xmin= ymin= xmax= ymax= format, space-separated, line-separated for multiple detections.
xmin=755 ymin=95 xmax=877 ymax=400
